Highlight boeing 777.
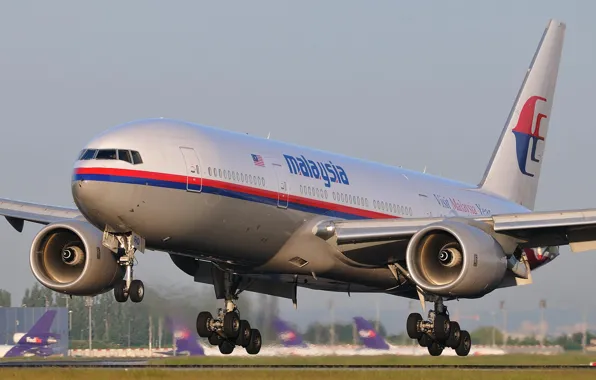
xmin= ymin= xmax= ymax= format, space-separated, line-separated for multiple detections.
xmin=0 ymin=19 xmax=587 ymax=357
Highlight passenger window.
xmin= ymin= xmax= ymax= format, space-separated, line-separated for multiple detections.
xmin=131 ymin=151 xmax=143 ymax=164
xmin=96 ymin=149 xmax=117 ymax=160
xmin=80 ymin=149 xmax=97 ymax=160
xmin=118 ymin=150 xmax=132 ymax=163
xmin=324 ymin=190 xmax=328 ymax=199
xmin=224 ymin=171 xmax=228 ymax=180
xmin=262 ymin=177 xmax=266 ymax=187
xmin=332 ymin=192 xmax=336 ymax=201
xmin=208 ymin=167 xmax=212 ymax=176
xmin=232 ymin=171 xmax=236 ymax=181
xmin=316 ymin=188 xmax=320 ymax=198
xmin=219 ymin=169 xmax=222 ymax=178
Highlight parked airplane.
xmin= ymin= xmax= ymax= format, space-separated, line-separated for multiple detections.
xmin=353 ymin=317 xmax=390 ymax=350
xmin=154 ymin=317 xmax=205 ymax=356
xmin=0 ymin=19 xmax=585 ymax=357
xmin=0 ymin=310 xmax=58 ymax=357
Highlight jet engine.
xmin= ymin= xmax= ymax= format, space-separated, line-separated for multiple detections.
xmin=405 ymin=220 xmax=508 ymax=298
xmin=30 ymin=220 xmax=124 ymax=296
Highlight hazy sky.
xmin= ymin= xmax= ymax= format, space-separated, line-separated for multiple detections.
xmin=0 ymin=1 xmax=595 ymax=334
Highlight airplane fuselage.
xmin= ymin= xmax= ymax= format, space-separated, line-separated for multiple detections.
xmin=70 ymin=118 xmax=549 ymax=295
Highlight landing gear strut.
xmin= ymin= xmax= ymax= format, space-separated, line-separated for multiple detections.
xmin=195 ymin=271 xmax=262 ymax=355
xmin=113 ymin=235 xmax=145 ymax=303
xmin=406 ymin=298 xmax=471 ymax=356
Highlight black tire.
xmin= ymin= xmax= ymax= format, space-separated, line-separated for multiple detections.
xmin=223 ymin=312 xmax=240 ymax=339
xmin=455 ymin=330 xmax=471 ymax=356
xmin=446 ymin=321 xmax=462 ymax=349
xmin=418 ymin=334 xmax=432 ymax=347
xmin=196 ymin=312 xmax=213 ymax=338
xmin=208 ymin=333 xmax=222 ymax=346
xmin=113 ymin=280 xmax=128 ymax=302
xmin=218 ymin=339 xmax=235 ymax=355
xmin=406 ymin=313 xmax=423 ymax=339
xmin=434 ymin=314 xmax=450 ymax=340
xmin=129 ymin=280 xmax=144 ymax=303
xmin=236 ymin=320 xmax=251 ymax=347
xmin=428 ymin=341 xmax=443 ymax=356
xmin=245 ymin=328 xmax=262 ymax=355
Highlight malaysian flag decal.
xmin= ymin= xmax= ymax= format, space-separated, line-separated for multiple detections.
xmin=251 ymin=154 xmax=265 ymax=167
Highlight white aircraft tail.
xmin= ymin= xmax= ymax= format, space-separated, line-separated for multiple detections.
xmin=479 ymin=19 xmax=565 ymax=210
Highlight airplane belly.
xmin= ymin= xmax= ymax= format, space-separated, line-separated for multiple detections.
xmin=84 ymin=182 xmax=307 ymax=265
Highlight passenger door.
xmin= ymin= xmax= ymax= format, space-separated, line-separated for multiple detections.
xmin=271 ymin=162 xmax=289 ymax=209
xmin=179 ymin=147 xmax=202 ymax=192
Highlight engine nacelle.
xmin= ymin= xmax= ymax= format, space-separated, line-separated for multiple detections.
xmin=30 ymin=220 xmax=124 ymax=296
xmin=405 ymin=220 xmax=507 ymax=298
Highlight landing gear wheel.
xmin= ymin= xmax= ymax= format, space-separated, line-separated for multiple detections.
xmin=236 ymin=320 xmax=251 ymax=347
xmin=223 ymin=312 xmax=240 ymax=339
xmin=113 ymin=280 xmax=128 ymax=302
xmin=218 ymin=339 xmax=235 ymax=355
xmin=245 ymin=328 xmax=262 ymax=355
xmin=406 ymin=313 xmax=423 ymax=339
xmin=455 ymin=330 xmax=471 ymax=356
xmin=196 ymin=312 xmax=214 ymax=338
xmin=434 ymin=314 xmax=450 ymax=340
xmin=428 ymin=341 xmax=443 ymax=356
xmin=418 ymin=334 xmax=432 ymax=347
xmin=446 ymin=321 xmax=461 ymax=349
xmin=208 ymin=334 xmax=222 ymax=346
xmin=129 ymin=280 xmax=144 ymax=303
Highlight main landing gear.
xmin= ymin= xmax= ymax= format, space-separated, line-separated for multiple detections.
xmin=195 ymin=273 xmax=262 ymax=355
xmin=113 ymin=237 xmax=144 ymax=304
xmin=406 ymin=298 xmax=471 ymax=356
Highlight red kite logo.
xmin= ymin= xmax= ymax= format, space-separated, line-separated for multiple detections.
xmin=512 ymin=96 xmax=547 ymax=177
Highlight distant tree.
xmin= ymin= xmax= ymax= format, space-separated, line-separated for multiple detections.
xmin=0 ymin=289 xmax=11 ymax=307
xmin=470 ymin=326 xmax=504 ymax=346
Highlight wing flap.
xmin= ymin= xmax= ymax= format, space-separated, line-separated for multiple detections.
xmin=315 ymin=208 xmax=596 ymax=253
xmin=0 ymin=198 xmax=80 ymax=229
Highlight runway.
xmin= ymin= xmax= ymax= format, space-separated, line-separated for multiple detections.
xmin=0 ymin=359 xmax=595 ymax=370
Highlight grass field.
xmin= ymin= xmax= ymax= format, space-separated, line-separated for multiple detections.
xmin=149 ymin=353 xmax=596 ymax=366
xmin=0 ymin=369 xmax=595 ymax=380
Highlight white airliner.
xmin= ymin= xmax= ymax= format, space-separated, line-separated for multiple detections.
xmin=0 ymin=19 xmax=587 ymax=357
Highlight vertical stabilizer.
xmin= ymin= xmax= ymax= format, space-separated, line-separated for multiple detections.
xmin=479 ymin=19 xmax=565 ymax=210
xmin=353 ymin=317 xmax=390 ymax=350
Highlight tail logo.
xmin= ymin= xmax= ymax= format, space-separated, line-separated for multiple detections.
xmin=279 ymin=331 xmax=296 ymax=342
xmin=358 ymin=329 xmax=376 ymax=338
xmin=512 ymin=96 xmax=547 ymax=177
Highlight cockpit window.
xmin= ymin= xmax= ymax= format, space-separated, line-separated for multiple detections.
xmin=96 ymin=149 xmax=117 ymax=160
xmin=118 ymin=150 xmax=132 ymax=164
xmin=131 ymin=151 xmax=143 ymax=164
xmin=80 ymin=149 xmax=97 ymax=160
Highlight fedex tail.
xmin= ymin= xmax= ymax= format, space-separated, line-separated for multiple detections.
xmin=156 ymin=317 xmax=205 ymax=356
xmin=353 ymin=317 xmax=390 ymax=350
xmin=273 ymin=318 xmax=307 ymax=347
xmin=0 ymin=310 xmax=58 ymax=358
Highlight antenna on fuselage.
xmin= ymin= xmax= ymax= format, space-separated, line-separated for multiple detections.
xmin=423 ymin=166 xmax=427 ymax=174
xmin=266 ymin=132 xmax=271 ymax=139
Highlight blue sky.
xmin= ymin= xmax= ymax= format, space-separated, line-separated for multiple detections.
xmin=0 ymin=1 xmax=594 ymax=333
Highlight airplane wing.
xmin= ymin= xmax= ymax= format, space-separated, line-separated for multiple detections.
xmin=0 ymin=198 xmax=80 ymax=232
xmin=314 ymin=209 xmax=596 ymax=253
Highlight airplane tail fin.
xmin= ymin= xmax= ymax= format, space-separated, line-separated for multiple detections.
xmin=166 ymin=316 xmax=205 ymax=356
xmin=353 ymin=317 xmax=390 ymax=350
xmin=18 ymin=310 xmax=57 ymax=344
xmin=272 ymin=318 xmax=306 ymax=347
xmin=478 ymin=19 xmax=565 ymax=210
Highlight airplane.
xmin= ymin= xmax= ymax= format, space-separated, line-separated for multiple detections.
xmin=153 ymin=317 xmax=205 ymax=356
xmin=0 ymin=18 xmax=586 ymax=357
xmin=0 ymin=310 xmax=58 ymax=358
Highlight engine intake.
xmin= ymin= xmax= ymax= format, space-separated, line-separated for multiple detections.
xmin=30 ymin=220 xmax=124 ymax=296
xmin=405 ymin=220 xmax=507 ymax=298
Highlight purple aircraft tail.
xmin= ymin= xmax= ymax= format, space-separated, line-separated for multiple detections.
xmin=6 ymin=310 xmax=58 ymax=357
xmin=273 ymin=318 xmax=306 ymax=347
xmin=165 ymin=317 xmax=205 ymax=356
xmin=353 ymin=317 xmax=390 ymax=350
